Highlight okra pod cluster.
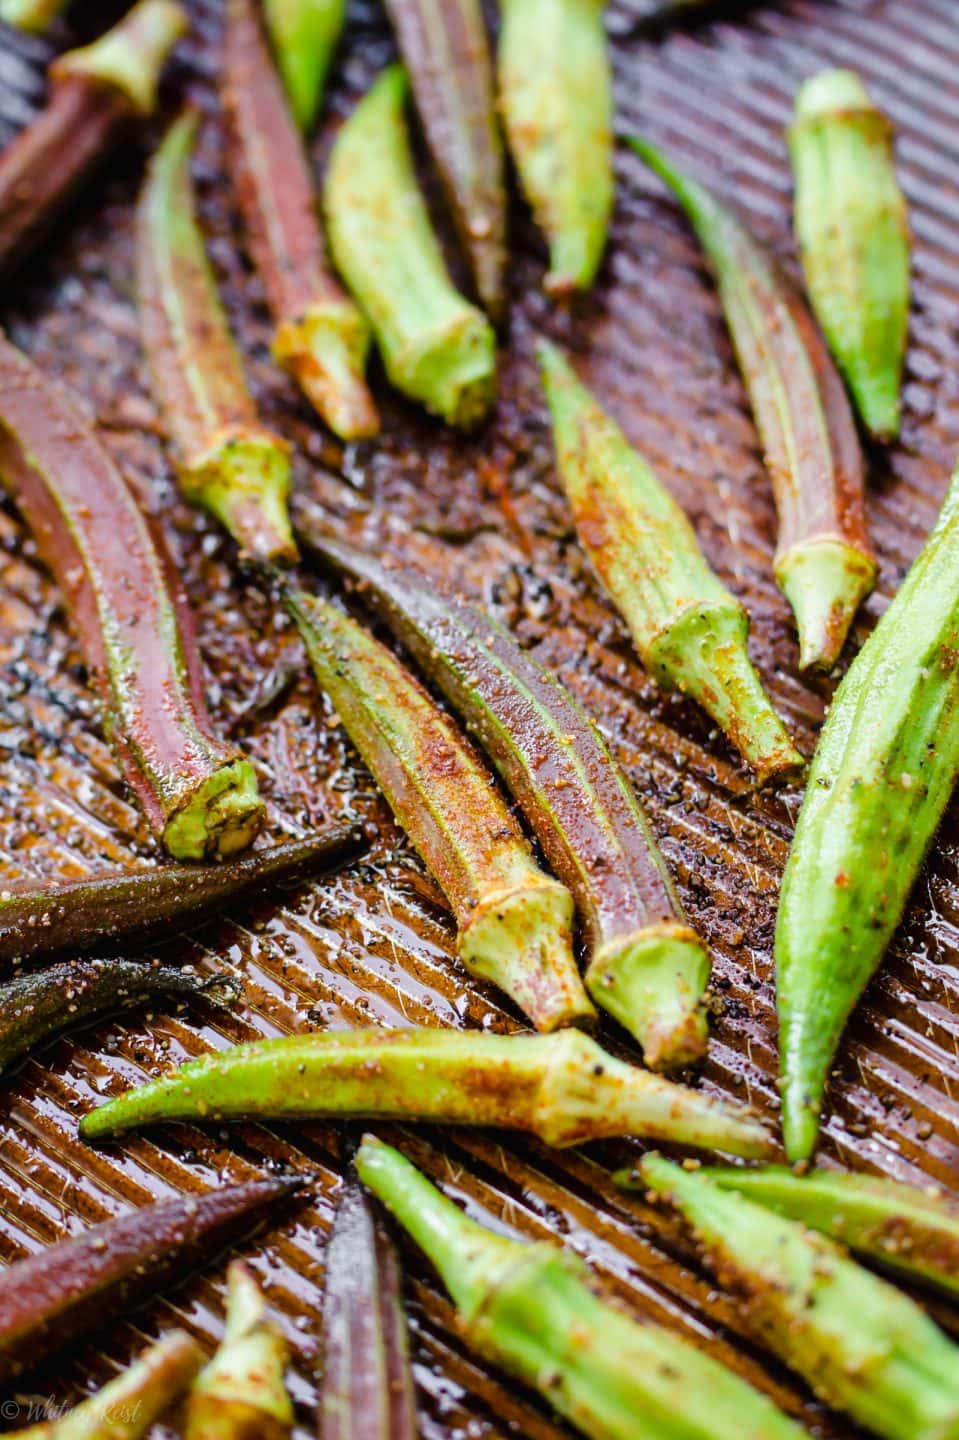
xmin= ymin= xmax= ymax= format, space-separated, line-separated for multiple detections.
xmin=324 ymin=65 xmax=497 ymax=429
xmin=629 ymin=137 xmax=876 ymax=671
xmin=540 ymin=343 xmax=802 ymax=783
xmin=262 ymin=0 xmax=345 ymax=133
xmin=790 ymin=69 xmax=910 ymax=441
xmin=285 ymin=585 xmax=594 ymax=1032
xmin=79 ymin=1027 xmax=773 ymax=1156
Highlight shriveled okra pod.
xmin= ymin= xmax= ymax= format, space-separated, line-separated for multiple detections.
xmin=0 ymin=0 xmax=186 ymax=274
xmin=383 ymin=0 xmax=506 ymax=316
xmin=262 ymin=0 xmax=344 ymax=133
xmin=790 ymin=70 xmax=909 ymax=441
xmin=356 ymin=1138 xmax=806 ymax=1440
xmin=703 ymin=1167 xmax=959 ymax=1302
xmin=223 ymin=0 xmax=378 ymax=440
xmin=777 ymin=462 xmax=959 ymax=1161
xmin=540 ymin=343 xmax=802 ymax=784
xmin=79 ymin=1028 xmax=773 ymax=1157
xmin=303 ymin=530 xmax=711 ymax=1069
xmin=285 ymin=585 xmax=593 ymax=1032
xmin=137 ymin=111 xmax=297 ymax=565
xmin=7 ymin=1332 xmax=204 ymax=1440
xmin=0 ymin=0 xmax=67 ymax=31
xmin=629 ymin=137 xmax=876 ymax=671
xmin=641 ymin=1156 xmax=959 ymax=1440
xmin=498 ymin=0 xmax=613 ymax=297
xmin=0 ymin=334 xmax=263 ymax=862
xmin=185 ymin=1262 xmax=294 ymax=1440
xmin=324 ymin=65 xmax=497 ymax=429
xmin=319 ymin=1178 xmax=417 ymax=1440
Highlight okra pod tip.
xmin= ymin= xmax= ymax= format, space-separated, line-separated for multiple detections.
xmin=54 ymin=0 xmax=189 ymax=116
xmin=775 ymin=537 xmax=877 ymax=673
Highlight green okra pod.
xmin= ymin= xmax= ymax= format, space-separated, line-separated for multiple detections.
xmin=629 ymin=136 xmax=876 ymax=671
xmin=355 ymin=1137 xmax=806 ymax=1440
xmin=285 ymin=584 xmax=593 ymax=1032
xmin=78 ymin=1027 xmax=773 ymax=1156
xmin=497 ymin=0 xmax=613 ymax=297
xmin=302 ymin=529 xmax=712 ymax=1069
xmin=262 ymin=0 xmax=345 ymax=133
xmin=640 ymin=1155 xmax=959 ymax=1440
xmin=540 ymin=342 xmax=802 ymax=784
xmin=776 ymin=461 xmax=959 ymax=1162
xmin=137 ymin=111 xmax=297 ymax=566
xmin=185 ymin=1261 xmax=294 ymax=1440
xmin=790 ymin=70 xmax=909 ymax=441
xmin=324 ymin=64 xmax=497 ymax=429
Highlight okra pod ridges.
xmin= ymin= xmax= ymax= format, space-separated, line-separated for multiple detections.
xmin=356 ymin=1137 xmax=808 ymax=1440
xmin=539 ymin=342 xmax=803 ymax=783
xmin=324 ymin=64 xmax=497 ymax=429
xmin=54 ymin=1 xmax=189 ymax=115
xmin=641 ymin=1156 xmax=959 ymax=1440
xmin=0 ymin=0 xmax=66 ymax=32
xmin=284 ymin=584 xmax=593 ymax=1032
xmin=263 ymin=0 xmax=346 ymax=133
xmin=498 ymin=0 xmax=613 ymax=296
xmin=790 ymin=69 xmax=909 ymax=441
xmin=78 ymin=1027 xmax=774 ymax=1157
xmin=137 ymin=112 xmax=297 ymax=566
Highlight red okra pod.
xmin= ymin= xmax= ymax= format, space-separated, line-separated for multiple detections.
xmin=0 ymin=0 xmax=187 ymax=275
xmin=628 ymin=137 xmax=877 ymax=671
xmin=222 ymin=0 xmax=379 ymax=441
xmin=0 ymin=333 xmax=263 ymax=861
xmin=0 ymin=1176 xmax=303 ymax=1385
xmin=301 ymin=529 xmax=711 ymax=1070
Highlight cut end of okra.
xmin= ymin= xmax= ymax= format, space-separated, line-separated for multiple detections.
xmin=585 ymin=924 xmax=710 ymax=1071
xmin=55 ymin=0 xmax=189 ymax=115
xmin=273 ymin=299 xmax=380 ymax=441
xmin=777 ymin=538 xmax=877 ymax=671
xmin=162 ymin=758 xmax=264 ymax=862
xmin=397 ymin=308 xmax=497 ymax=429
xmin=182 ymin=429 xmax=298 ymax=567
xmin=0 ymin=0 xmax=66 ymax=30
xmin=793 ymin=68 xmax=872 ymax=124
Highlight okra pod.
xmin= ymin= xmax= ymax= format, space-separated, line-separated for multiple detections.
xmin=323 ymin=65 xmax=497 ymax=430
xmin=0 ymin=828 xmax=364 ymax=968
xmin=702 ymin=1166 xmax=959 ymax=1302
xmin=0 ymin=1176 xmax=302 ymax=1384
xmin=629 ymin=136 xmax=876 ymax=671
xmin=0 ymin=0 xmax=186 ymax=275
xmin=319 ymin=1177 xmax=417 ymax=1440
xmin=185 ymin=1261 xmax=294 ymax=1440
xmin=303 ymin=530 xmax=711 ymax=1069
xmin=0 ymin=334 xmax=263 ymax=862
xmin=383 ymin=0 xmax=506 ymax=316
xmin=285 ymin=585 xmax=593 ymax=1032
xmin=78 ymin=1028 xmax=773 ymax=1157
xmin=540 ymin=343 xmax=802 ymax=784
xmin=223 ymin=0 xmax=378 ymax=441
xmin=137 ymin=111 xmax=297 ymax=565
xmin=262 ymin=0 xmax=344 ymax=133
xmin=776 ymin=462 xmax=959 ymax=1161
xmin=790 ymin=70 xmax=909 ymax=441
xmin=0 ymin=0 xmax=67 ymax=31
xmin=355 ymin=1137 xmax=806 ymax=1440
xmin=0 ymin=958 xmax=238 ymax=1074
xmin=640 ymin=1155 xmax=959 ymax=1440
xmin=8 ymin=1332 xmax=204 ymax=1439
xmin=497 ymin=0 xmax=613 ymax=297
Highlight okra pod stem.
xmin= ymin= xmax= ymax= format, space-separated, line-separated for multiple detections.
xmin=641 ymin=1156 xmax=959 ymax=1440
xmin=79 ymin=1027 xmax=773 ymax=1157
xmin=285 ymin=584 xmax=593 ymax=1032
xmin=319 ymin=1177 xmax=417 ymax=1440
xmin=0 ymin=0 xmax=186 ymax=275
xmin=790 ymin=70 xmax=910 ymax=441
xmin=303 ymin=530 xmax=711 ymax=1069
xmin=356 ymin=1138 xmax=806 ymax=1440
xmin=540 ymin=343 xmax=802 ymax=784
xmin=776 ymin=462 xmax=959 ymax=1161
xmin=223 ymin=0 xmax=378 ymax=441
xmin=0 ymin=1176 xmax=302 ymax=1384
xmin=137 ymin=111 xmax=297 ymax=565
xmin=0 ymin=0 xmax=67 ymax=31
xmin=0 ymin=333 xmax=263 ymax=861
xmin=383 ymin=0 xmax=506 ymax=316
xmin=262 ymin=0 xmax=344 ymax=133
xmin=629 ymin=136 xmax=876 ymax=671
xmin=323 ymin=65 xmax=497 ymax=430
xmin=185 ymin=1261 xmax=294 ymax=1440
xmin=497 ymin=0 xmax=613 ymax=297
